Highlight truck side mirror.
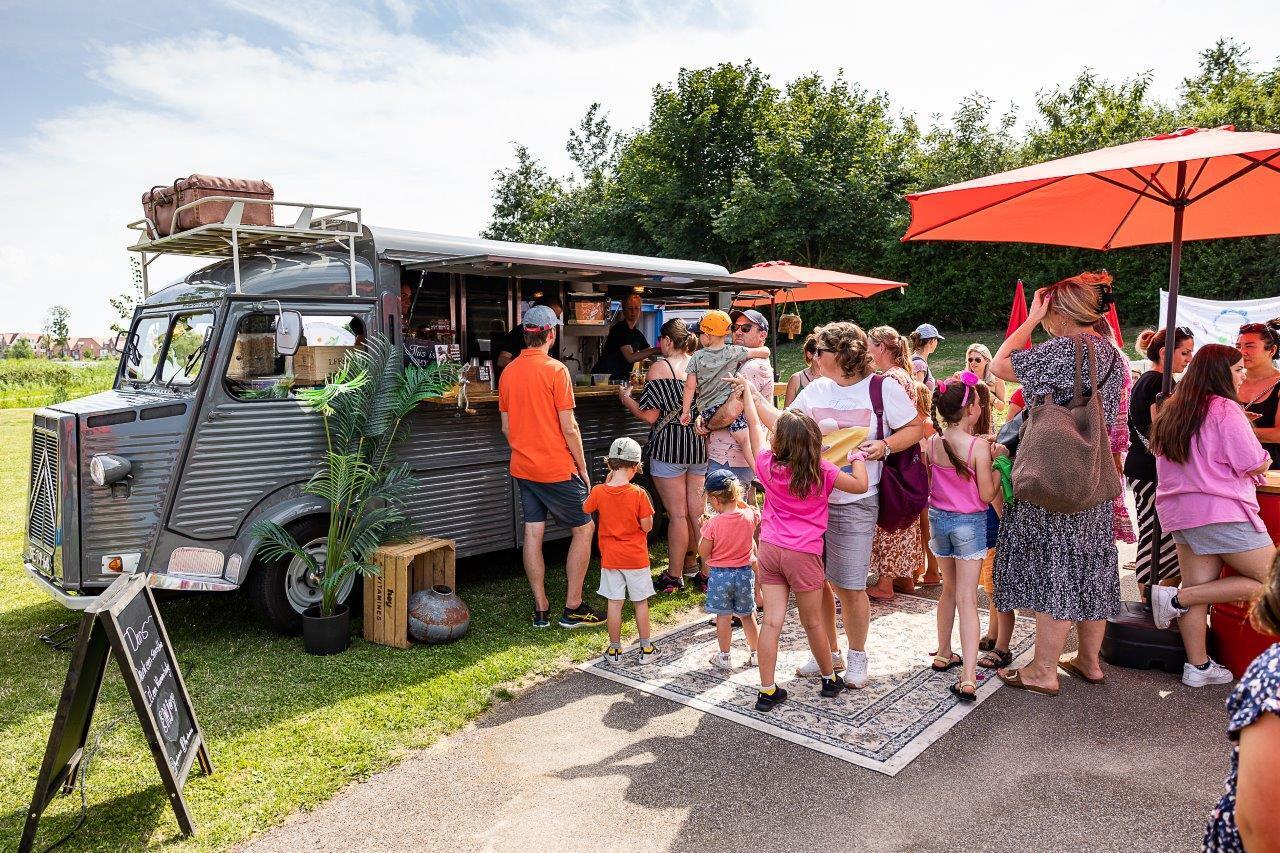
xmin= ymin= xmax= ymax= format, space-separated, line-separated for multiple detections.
xmin=276 ymin=310 xmax=303 ymax=356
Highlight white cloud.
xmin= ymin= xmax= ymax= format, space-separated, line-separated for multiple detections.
xmin=2 ymin=0 xmax=1279 ymax=335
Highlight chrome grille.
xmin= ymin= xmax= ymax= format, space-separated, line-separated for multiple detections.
xmin=27 ymin=427 xmax=59 ymax=552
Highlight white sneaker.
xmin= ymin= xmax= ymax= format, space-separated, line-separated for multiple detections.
xmin=709 ymin=651 xmax=734 ymax=670
xmin=845 ymin=649 xmax=869 ymax=688
xmin=638 ymin=644 xmax=659 ymax=665
xmin=747 ymin=649 xmax=758 ymax=668
xmin=602 ymin=647 xmax=622 ymax=666
xmin=795 ymin=650 xmax=845 ymax=677
xmin=1183 ymin=659 xmax=1234 ymax=688
xmin=1151 ymin=585 xmax=1187 ymax=630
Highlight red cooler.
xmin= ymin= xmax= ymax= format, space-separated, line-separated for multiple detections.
xmin=1209 ymin=478 xmax=1280 ymax=678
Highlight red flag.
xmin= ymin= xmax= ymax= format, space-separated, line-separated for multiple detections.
xmin=1006 ymin=279 xmax=1032 ymax=350
xmin=1105 ymin=302 xmax=1124 ymax=348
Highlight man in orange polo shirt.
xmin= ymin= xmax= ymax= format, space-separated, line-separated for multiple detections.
xmin=499 ymin=304 xmax=602 ymax=629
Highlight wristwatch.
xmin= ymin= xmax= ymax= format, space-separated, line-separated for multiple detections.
xmin=881 ymin=439 xmax=892 ymax=458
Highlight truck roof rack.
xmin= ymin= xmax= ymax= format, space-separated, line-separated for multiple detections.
xmin=127 ymin=198 xmax=363 ymax=297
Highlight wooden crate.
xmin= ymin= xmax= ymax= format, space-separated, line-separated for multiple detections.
xmin=293 ymin=345 xmax=355 ymax=384
xmin=363 ymin=537 xmax=457 ymax=649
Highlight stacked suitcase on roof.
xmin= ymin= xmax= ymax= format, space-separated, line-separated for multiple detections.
xmin=141 ymin=174 xmax=275 ymax=239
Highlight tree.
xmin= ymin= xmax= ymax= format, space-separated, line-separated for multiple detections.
xmin=618 ymin=61 xmax=778 ymax=268
xmin=110 ymin=257 xmax=145 ymax=335
xmin=43 ymin=306 xmax=71 ymax=359
xmin=7 ymin=339 xmax=33 ymax=359
xmin=481 ymin=144 xmax=563 ymax=244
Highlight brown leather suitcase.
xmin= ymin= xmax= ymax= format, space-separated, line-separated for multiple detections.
xmin=142 ymin=175 xmax=274 ymax=237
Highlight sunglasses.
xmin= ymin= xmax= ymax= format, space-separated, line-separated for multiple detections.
xmin=966 ymin=356 xmax=985 ymax=362
xmin=732 ymin=323 xmax=756 ymax=332
xmin=1240 ymin=323 xmax=1271 ymax=334
xmin=814 ymin=347 xmax=834 ymax=356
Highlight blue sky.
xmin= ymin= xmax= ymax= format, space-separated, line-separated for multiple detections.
xmin=2 ymin=0 xmax=1279 ymax=335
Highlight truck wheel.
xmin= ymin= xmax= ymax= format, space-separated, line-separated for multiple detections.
xmin=247 ymin=518 xmax=358 ymax=634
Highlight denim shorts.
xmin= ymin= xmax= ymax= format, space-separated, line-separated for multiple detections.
xmin=705 ymin=566 xmax=756 ymax=616
xmin=706 ymin=459 xmax=754 ymax=489
xmin=928 ymin=508 xmax=988 ymax=560
xmin=649 ymin=457 xmax=709 ymax=479
xmin=1171 ymin=521 xmax=1273 ymax=556
xmin=516 ymin=476 xmax=591 ymax=527
xmin=702 ymin=402 xmax=748 ymax=433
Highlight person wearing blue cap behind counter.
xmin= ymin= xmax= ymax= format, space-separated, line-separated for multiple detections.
xmin=909 ymin=323 xmax=945 ymax=392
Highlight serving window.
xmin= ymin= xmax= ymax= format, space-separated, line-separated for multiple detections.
xmin=224 ymin=312 xmax=366 ymax=400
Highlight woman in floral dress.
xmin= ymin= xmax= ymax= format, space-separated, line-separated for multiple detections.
xmin=866 ymin=326 xmax=925 ymax=601
xmin=990 ymin=272 xmax=1126 ymax=695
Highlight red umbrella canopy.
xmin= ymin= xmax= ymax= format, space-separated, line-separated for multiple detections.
xmin=733 ymin=261 xmax=907 ymax=302
xmin=902 ymin=126 xmax=1280 ymax=248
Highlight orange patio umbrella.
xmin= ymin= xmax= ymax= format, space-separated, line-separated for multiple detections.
xmin=1006 ymin=279 xmax=1031 ymax=350
xmin=902 ymin=125 xmax=1280 ymax=393
xmin=732 ymin=260 xmax=907 ymax=301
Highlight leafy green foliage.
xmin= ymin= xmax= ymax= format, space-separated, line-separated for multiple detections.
xmin=485 ymin=41 xmax=1280 ymax=332
xmin=251 ymin=336 xmax=458 ymax=616
xmin=5 ymin=339 xmax=33 ymax=360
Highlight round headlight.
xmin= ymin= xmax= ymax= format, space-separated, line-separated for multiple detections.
xmin=90 ymin=454 xmax=132 ymax=486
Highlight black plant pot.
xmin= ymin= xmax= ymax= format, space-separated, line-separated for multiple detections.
xmin=302 ymin=604 xmax=350 ymax=656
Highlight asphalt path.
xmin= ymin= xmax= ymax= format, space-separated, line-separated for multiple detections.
xmin=243 ymin=541 xmax=1235 ymax=853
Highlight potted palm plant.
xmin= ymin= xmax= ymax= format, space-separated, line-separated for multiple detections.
xmin=251 ymin=335 xmax=460 ymax=655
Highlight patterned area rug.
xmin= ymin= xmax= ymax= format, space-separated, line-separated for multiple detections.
xmin=580 ymin=594 xmax=1036 ymax=775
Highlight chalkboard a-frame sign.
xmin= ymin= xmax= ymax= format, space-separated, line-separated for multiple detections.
xmin=20 ymin=572 xmax=212 ymax=852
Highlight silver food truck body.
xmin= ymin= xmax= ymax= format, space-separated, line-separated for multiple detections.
xmin=23 ymin=200 xmax=779 ymax=632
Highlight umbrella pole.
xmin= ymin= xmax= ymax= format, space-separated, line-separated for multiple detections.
xmin=770 ymin=295 xmax=778 ymax=380
xmin=1160 ymin=165 xmax=1188 ymax=398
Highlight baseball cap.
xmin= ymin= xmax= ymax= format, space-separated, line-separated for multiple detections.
xmin=730 ymin=308 xmax=769 ymax=332
xmin=607 ymin=436 xmax=642 ymax=463
xmin=704 ymin=468 xmax=741 ymax=493
xmin=522 ymin=304 xmax=563 ymax=330
xmin=697 ymin=310 xmax=732 ymax=338
xmin=913 ymin=323 xmax=945 ymax=341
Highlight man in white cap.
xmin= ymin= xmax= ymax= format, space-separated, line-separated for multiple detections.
xmin=499 ymin=304 xmax=601 ymax=629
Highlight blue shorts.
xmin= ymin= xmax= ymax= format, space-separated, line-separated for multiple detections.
xmin=928 ymin=508 xmax=987 ymax=561
xmin=702 ymin=402 xmax=748 ymax=433
xmin=704 ymin=566 xmax=756 ymax=616
xmin=707 ymin=459 xmax=754 ymax=489
xmin=516 ymin=476 xmax=591 ymax=527
xmin=985 ymin=506 xmax=1000 ymax=550
xmin=649 ymin=458 xmax=708 ymax=479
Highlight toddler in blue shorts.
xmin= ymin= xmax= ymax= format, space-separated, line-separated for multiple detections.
xmin=699 ymin=469 xmax=761 ymax=670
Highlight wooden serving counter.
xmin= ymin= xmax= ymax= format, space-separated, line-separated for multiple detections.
xmin=420 ymin=383 xmax=631 ymax=406
xmin=1256 ymin=470 xmax=1280 ymax=496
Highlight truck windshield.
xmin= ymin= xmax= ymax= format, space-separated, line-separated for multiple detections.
xmin=123 ymin=310 xmax=216 ymax=386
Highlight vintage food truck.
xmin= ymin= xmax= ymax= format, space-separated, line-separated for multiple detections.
xmin=23 ymin=197 xmax=782 ymax=631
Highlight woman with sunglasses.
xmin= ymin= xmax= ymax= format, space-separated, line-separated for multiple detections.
xmin=1236 ymin=321 xmax=1280 ymax=468
xmin=965 ymin=343 xmax=1007 ymax=413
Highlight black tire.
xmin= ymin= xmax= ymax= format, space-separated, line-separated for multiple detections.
xmin=247 ymin=517 xmax=357 ymax=635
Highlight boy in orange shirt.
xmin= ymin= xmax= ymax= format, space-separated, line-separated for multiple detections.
xmin=584 ymin=437 xmax=658 ymax=665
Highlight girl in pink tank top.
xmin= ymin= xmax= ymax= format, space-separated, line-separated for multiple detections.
xmin=925 ymin=371 xmax=998 ymax=702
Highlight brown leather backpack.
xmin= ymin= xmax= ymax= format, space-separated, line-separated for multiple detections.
xmin=1012 ymin=336 xmax=1121 ymax=514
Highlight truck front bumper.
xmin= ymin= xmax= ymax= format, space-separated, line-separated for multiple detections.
xmin=23 ymin=562 xmax=98 ymax=610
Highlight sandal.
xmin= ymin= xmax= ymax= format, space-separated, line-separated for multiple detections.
xmin=949 ymin=680 xmax=978 ymax=703
xmin=978 ymin=649 xmax=1013 ymax=669
xmin=655 ymin=571 xmax=683 ymax=594
xmin=979 ymin=636 xmax=996 ymax=652
xmin=997 ymin=668 xmax=1059 ymax=696
xmin=1057 ymin=656 xmax=1106 ymax=684
xmin=931 ymin=652 xmax=962 ymax=672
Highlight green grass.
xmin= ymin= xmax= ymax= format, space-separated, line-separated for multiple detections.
xmin=0 ymin=360 xmax=117 ymax=409
xmin=0 ymin=407 xmax=700 ymax=850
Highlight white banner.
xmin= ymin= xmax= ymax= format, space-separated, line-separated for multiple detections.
xmin=1158 ymin=290 xmax=1280 ymax=350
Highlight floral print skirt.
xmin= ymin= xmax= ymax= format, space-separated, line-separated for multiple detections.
xmin=871 ymin=518 xmax=923 ymax=579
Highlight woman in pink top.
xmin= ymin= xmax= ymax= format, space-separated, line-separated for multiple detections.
xmin=1150 ymin=344 xmax=1275 ymax=687
xmin=739 ymin=390 xmax=867 ymax=713
xmin=924 ymin=372 xmax=997 ymax=701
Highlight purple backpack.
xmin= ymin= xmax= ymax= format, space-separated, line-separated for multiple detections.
xmin=871 ymin=375 xmax=928 ymax=531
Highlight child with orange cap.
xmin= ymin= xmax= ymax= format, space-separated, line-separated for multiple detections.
xmin=679 ymin=309 xmax=770 ymax=462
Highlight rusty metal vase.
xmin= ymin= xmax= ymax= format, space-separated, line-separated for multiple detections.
xmin=407 ymin=585 xmax=470 ymax=644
